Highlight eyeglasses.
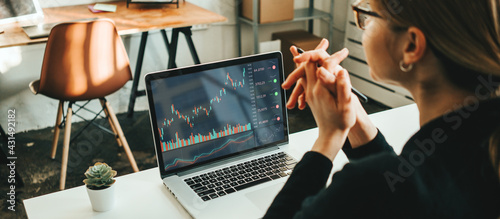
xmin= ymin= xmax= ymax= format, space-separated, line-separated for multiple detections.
xmin=352 ymin=0 xmax=382 ymax=30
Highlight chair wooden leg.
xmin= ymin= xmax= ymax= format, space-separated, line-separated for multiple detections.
xmin=51 ymin=101 xmax=64 ymax=159
xmin=100 ymin=100 xmax=123 ymax=147
xmin=101 ymin=100 xmax=139 ymax=172
xmin=60 ymin=103 xmax=73 ymax=190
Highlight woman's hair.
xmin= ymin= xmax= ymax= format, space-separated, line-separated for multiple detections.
xmin=374 ymin=0 xmax=500 ymax=177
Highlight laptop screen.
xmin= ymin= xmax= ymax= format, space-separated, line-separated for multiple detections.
xmin=145 ymin=52 xmax=288 ymax=176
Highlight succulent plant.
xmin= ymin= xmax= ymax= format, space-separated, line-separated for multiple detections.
xmin=83 ymin=162 xmax=117 ymax=190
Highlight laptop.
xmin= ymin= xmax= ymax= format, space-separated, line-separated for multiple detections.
xmin=21 ymin=18 xmax=98 ymax=39
xmin=144 ymin=51 xmax=298 ymax=218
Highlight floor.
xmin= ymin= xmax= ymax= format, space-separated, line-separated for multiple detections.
xmin=0 ymin=98 xmax=389 ymax=219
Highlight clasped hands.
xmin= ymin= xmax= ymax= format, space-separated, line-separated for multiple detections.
xmin=283 ymin=39 xmax=376 ymax=160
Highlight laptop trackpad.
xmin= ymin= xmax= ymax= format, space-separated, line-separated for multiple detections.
xmin=245 ymin=182 xmax=285 ymax=211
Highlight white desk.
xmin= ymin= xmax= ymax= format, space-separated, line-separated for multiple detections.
xmin=24 ymin=104 xmax=419 ymax=219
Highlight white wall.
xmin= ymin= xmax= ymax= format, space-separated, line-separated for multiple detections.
xmin=0 ymin=0 xmax=348 ymax=132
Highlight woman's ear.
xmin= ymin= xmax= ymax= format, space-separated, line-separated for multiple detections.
xmin=402 ymin=27 xmax=427 ymax=65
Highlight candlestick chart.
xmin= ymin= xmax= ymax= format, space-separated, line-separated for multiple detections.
xmin=152 ymin=64 xmax=257 ymax=171
xmin=149 ymin=58 xmax=286 ymax=172
xmin=157 ymin=67 xmax=251 ymax=152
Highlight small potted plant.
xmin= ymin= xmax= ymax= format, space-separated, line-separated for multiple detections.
xmin=83 ymin=162 xmax=117 ymax=212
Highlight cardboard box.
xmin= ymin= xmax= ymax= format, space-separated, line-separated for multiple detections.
xmin=242 ymin=0 xmax=294 ymax=24
xmin=272 ymin=30 xmax=323 ymax=76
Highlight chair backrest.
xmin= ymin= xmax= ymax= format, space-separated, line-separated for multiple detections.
xmin=37 ymin=19 xmax=132 ymax=101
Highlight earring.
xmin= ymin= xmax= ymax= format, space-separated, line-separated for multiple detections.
xmin=399 ymin=60 xmax=414 ymax=72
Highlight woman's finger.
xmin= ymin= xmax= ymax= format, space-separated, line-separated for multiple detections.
xmin=317 ymin=65 xmax=346 ymax=93
xmin=293 ymin=48 xmax=349 ymax=74
xmin=290 ymin=46 xmax=300 ymax=57
xmin=295 ymin=78 xmax=307 ymax=110
xmin=282 ymin=64 xmax=306 ymax=90
xmin=336 ymin=69 xmax=353 ymax=106
xmin=291 ymin=39 xmax=329 ymax=63
xmin=304 ymin=61 xmax=318 ymax=95
xmin=286 ymin=78 xmax=306 ymax=109
xmin=290 ymin=38 xmax=328 ymax=58
xmin=317 ymin=67 xmax=337 ymax=92
xmin=298 ymin=92 xmax=306 ymax=110
xmin=284 ymin=49 xmax=330 ymax=89
xmin=294 ymin=49 xmax=331 ymax=64
xmin=283 ymin=40 xmax=334 ymax=90
xmin=284 ymin=49 xmax=327 ymax=89
xmin=320 ymin=48 xmax=349 ymax=73
xmin=314 ymin=38 xmax=329 ymax=50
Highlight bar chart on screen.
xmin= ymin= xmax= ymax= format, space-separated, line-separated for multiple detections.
xmin=160 ymin=123 xmax=252 ymax=151
xmin=163 ymin=131 xmax=255 ymax=171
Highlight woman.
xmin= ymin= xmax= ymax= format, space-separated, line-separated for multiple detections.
xmin=263 ymin=0 xmax=500 ymax=218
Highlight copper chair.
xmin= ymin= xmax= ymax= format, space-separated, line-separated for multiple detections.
xmin=29 ymin=19 xmax=139 ymax=190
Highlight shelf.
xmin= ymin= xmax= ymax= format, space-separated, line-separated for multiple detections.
xmin=238 ymin=8 xmax=332 ymax=25
xmin=237 ymin=0 xmax=334 ymax=55
xmin=294 ymin=8 xmax=332 ymax=21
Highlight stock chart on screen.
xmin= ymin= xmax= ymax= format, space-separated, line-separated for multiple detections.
xmin=150 ymin=59 xmax=285 ymax=172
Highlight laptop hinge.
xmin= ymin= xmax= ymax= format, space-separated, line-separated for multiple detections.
xmin=175 ymin=146 xmax=280 ymax=177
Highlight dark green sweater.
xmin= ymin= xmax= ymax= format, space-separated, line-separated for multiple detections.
xmin=264 ymin=98 xmax=500 ymax=218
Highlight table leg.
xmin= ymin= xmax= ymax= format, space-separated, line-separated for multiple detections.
xmin=168 ymin=27 xmax=201 ymax=68
xmin=127 ymin=31 xmax=149 ymax=118
xmin=161 ymin=29 xmax=177 ymax=69
xmin=127 ymin=27 xmax=201 ymax=117
xmin=237 ymin=15 xmax=242 ymax=57
xmin=168 ymin=28 xmax=180 ymax=69
xmin=180 ymin=27 xmax=201 ymax=64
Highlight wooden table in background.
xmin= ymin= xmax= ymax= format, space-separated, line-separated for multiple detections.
xmin=0 ymin=1 xmax=227 ymax=117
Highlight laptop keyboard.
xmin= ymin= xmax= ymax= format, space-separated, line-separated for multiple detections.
xmin=184 ymin=152 xmax=297 ymax=201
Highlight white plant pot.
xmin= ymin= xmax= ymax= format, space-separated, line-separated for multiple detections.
xmin=86 ymin=185 xmax=115 ymax=212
